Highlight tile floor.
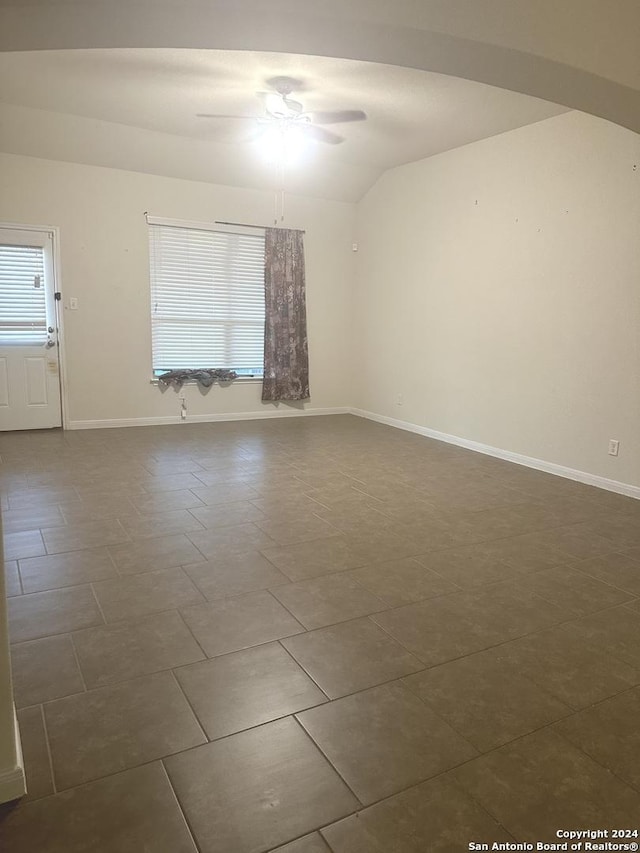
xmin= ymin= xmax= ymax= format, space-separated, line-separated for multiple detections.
xmin=1 ymin=414 xmax=640 ymax=852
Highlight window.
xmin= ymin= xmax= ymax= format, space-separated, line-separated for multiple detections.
xmin=0 ymin=242 xmax=47 ymax=345
xmin=148 ymin=218 xmax=266 ymax=377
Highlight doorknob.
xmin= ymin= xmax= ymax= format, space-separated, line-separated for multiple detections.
xmin=45 ymin=338 xmax=56 ymax=349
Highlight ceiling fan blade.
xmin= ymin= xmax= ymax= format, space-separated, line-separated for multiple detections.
xmin=309 ymin=109 xmax=367 ymax=125
xmin=196 ymin=114 xmax=256 ymax=121
xmin=282 ymin=96 xmax=304 ymax=114
xmin=302 ymin=125 xmax=344 ymax=145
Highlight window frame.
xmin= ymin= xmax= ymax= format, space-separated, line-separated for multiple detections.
xmin=147 ymin=216 xmax=266 ymax=380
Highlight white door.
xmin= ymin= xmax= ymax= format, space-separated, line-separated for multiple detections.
xmin=0 ymin=227 xmax=62 ymax=431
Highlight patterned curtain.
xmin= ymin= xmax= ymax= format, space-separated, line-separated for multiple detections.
xmin=262 ymin=227 xmax=310 ymax=401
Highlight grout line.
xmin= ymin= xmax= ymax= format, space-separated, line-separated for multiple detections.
xmin=276 ymin=638 xmax=331 ymax=701
xmin=39 ymin=703 xmax=58 ymax=795
xmin=87 ymin=583 xmax=108 ymax=625
xmin=262 ymin=587 xmax=307 ymax=632
xmin=159 ymin=759 xmax=204 ymax=853
xmin=168 ymin=668 xmax=209 ymax=744
xmin=291 ymin=714 xmax=363 ymax=810
xmin=174 ymin=608 xmax=210 ymax=662
xmin=68 ymin=632 xmax=89 ymax=693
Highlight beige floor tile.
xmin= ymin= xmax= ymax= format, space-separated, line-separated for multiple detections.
xmin=191 ymin=483 xmax=260 ymax=505
xmin=130 ymin=489 xmax=205 ymax=515
xmin=513 ymin=524 xmax=618 ymax=561
xmin=59 ymin=495 xmax=140 ymax=524
xmin=184 ymin=552 xmax=289 ymax=600
xmin=344 ymin=529 xmax=424 ymax=563
xmin=415 ymin=537 xmax=563 ymax=588
xmin=8 ymin=586 xmax=103 ymax=643
xmin=175 ymin=642 xmax=327 ymax=739
xmin=137 ymin=471 xmax=208 ymax=492
xmin=73 ymin=481 xmax=149 ymax=500
xmin=92 ymin=567 xmax=205 ymax=623
xmin=188 ymin=522 xmax=277 ymax=559
xmin=403 ymin=651 xmax=570 ymax=752
xmin=261 ymin=536 xmax=368 ymax=582
xmin=282 ymin=618 xmax=424 ymax=699
xmin=271 ymin=574 xmax=387 ymax=630
xmin=372 ymin=585 xmax=565 ymax=667
xmin=1 ymin=506 xmax=66 ymax=534
xmin=17 ymin=706 xmax=55 ymax=802
xmin=310 ymin=505 xmax=396 ymax=538
xmin=565 ymin=604 xmax=640 ymax=668
xmin=293 ymin=472 xmax=365 ymax=491
xmin=41 ymin=519 xmax=130 ymax=554
xmin=3 ymin=529 xmax=46 ymax=560
xmin=452 ymin=728 xmax=640 ymax=841
xmin=302 ymin=484 xmax=370 ymax=508
xmin=0 ymin=762 xmax=197 ymax=853
xmin=143 ymin=459 xmax=205 ymax=476
xmin=45 ymin=671 xmax=206 ymax=789
xmin=165 ymin=717 xmax=359 ymax=853
xmin=554 ymin=686 xmax=640 ymax=791
xmin=251 ymin=494 xmax=330 ymax=520
xmin=590 ymin=514 xmax=640 ymax=549
xmin=180 ymin=591 xmax=304 ymax=657
xmin=7 ymin=487 xmax=80 ymax=511
xmin=11 ymin=634 xmax=84 ymax=708
xmin=570 ymin=551 xmax=640 ymax=596
xmin=107 ymin=533 xmax=205 ymax=574
xmin=4 ymin=559 xmax=21 ymax=595
xmin=72 ymin=610 xmax=205 ymax=687
xmin=298 ymin=682 xmax=476 ymax=804
xmin=488 ymin=623 xmax=640 ymax=709
xmin=187 ymin=467 xmax=251 ymax=487
xmin=5 ymin=416 xmax=640 ymax=853
xmin=497 ymin=564 xmax=633 ymax=616
xmin=19 ymin=548 xmax=117 ymax=593
xmin=271 ymin=833 xmax=331 ymax=853
xmin=118 ymin=509 xmax=205 ymax=540
xmin=189 ymin=500 xmax=266 ymax=528
xmin=255 ymin=515 xmax=340 ymax=546
xmin=386 ymin=518 xmax=484 ymax=552
xmin=322 ymin=776 xmax=513 ymax=852
xmin=348 ymin=557 xmax=459 ymax=606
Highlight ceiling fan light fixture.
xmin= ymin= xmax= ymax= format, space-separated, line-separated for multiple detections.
xmin=258 ymin=122 xmax=308 ymax=165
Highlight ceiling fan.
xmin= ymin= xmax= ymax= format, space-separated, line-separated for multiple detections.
xmin=197 ymin=76 xmax=367 ymax=145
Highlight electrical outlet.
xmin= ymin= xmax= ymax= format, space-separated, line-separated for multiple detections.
xmin=396 ymin=394 xmax=403 ymax=407
xmin=608 ymin=439 xmax=620 ymax=457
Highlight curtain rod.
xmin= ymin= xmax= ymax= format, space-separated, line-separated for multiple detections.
xmin=144 ymin=213 xmax=305 ymax=233
xmin=215 ymin=220 xmax=306 ymax=233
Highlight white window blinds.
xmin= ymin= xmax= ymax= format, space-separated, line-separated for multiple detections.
xmin=0 ymin=244 xmax=47 ymax=345
xmin=148 ymin=222 xmax=266 ymax=375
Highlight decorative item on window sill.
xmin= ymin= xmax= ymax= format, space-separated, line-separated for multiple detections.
xmin=158 ymin=369 xmax=238 ymax=389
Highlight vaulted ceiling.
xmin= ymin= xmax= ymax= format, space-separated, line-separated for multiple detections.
xmin=1 ymin=1 xmax=638 ymax=202
xmin=0 ymin=49 xmax=566 ymax=202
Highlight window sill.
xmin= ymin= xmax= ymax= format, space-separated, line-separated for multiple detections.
xmin=149 ymin=377 xmax=263 ymax=386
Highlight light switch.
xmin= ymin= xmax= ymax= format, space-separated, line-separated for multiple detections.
xmin=69 ymin=297 xmax=78 ymax=310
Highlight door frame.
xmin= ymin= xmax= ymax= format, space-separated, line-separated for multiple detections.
xmin=0 ymin=221 xmax=69 ymax=430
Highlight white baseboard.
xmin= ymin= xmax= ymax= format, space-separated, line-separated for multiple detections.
xmin=0 ymin=710 xmax=26 ymax=804
xmin=67 ymin=406 xmax=350 ymax=430
xmin=351 ymin=407 xmax=640 ymax=500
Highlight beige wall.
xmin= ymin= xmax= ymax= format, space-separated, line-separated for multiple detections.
xmin=354 ymin=111 xmax=640 ymax=487
xmin=0 ymin=153 xmax=356 ymax=425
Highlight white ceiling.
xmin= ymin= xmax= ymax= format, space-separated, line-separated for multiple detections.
xmin=0 ymin=49 xmax=568 ymax=202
